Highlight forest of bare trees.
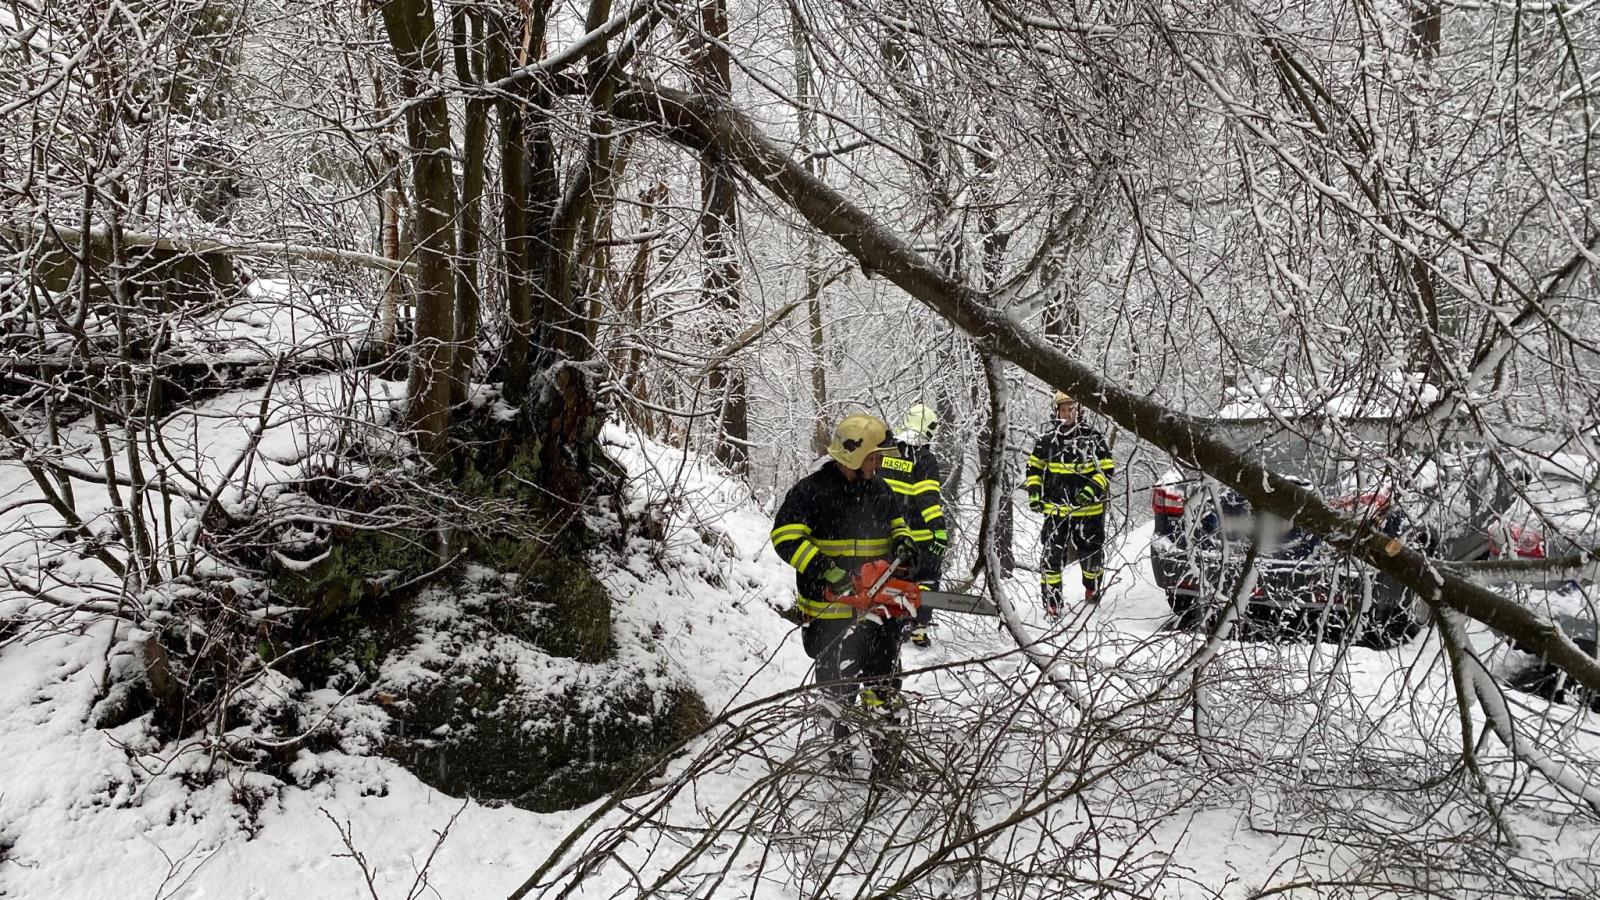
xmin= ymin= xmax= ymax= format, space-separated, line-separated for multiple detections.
xmin=3 ymin=0 xmax=1600 ymax=897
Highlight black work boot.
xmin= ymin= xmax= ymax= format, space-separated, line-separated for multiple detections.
xmin=869 ymin=732 xmax=906 ymax=782
xmin=827 ymin=747 xmax=854 ymax=776
xmin=1042 ymin=586 xmax=1064 ymax=620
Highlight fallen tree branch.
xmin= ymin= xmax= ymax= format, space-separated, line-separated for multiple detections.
xmin=1436 ymin=608 xmax=1600 ymax=817
xmin=483 ymin=1 xmax=651 ymax=95
xmin=696 ymin=300 xmax=799 ymax=377
xmin=1445 ymin=552 xmax=1600 ymax=599
xmin=613 ymin=78 xmax=1600 ymax=696
xmin=1 ymin=221 xmax=415 ymax=275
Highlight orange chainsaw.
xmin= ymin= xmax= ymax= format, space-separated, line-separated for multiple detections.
xmin=826 ymin=559 xmax=999 ymax=622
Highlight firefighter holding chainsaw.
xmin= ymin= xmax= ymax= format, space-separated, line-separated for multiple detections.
xmin=771 ymin=413 xmax=917 ymax=773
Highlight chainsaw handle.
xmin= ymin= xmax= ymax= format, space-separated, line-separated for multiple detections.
xmin=823 ymin=559 xmax=922 ymax=620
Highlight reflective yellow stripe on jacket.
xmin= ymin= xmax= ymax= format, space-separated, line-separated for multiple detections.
xmin=887 ymin=478 xmax=942 ymax=496
xmin=795 ymin=595 xmax=854 ymax=619
xmin=773 ymin=519 xmax=912 ymax=620
xmin=1025 ymin=455 xmax=1046 ymax=493
xmin=1031 ymin=458 xmax=1115 ymax=475
xmin=886 ymin=478 xmax=943 ymax=536
xmin=771 ymin=523 xmax=822 ymax=573
xmin=774 ymin=522 xmax=854 ymax=619
xmin=811 ymin=536 xmax=892 ymax=557
xmin=1041 ymin=501 xmax=1105 ymax=518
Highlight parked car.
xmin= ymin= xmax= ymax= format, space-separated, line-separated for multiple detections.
xmin=1150 ymin=425 xmax=1507 ymax=649
xmin=1485 ymin=454 xmax=1600 ymax=578
xmin=1484 ymin=454 xmax=1600 ymax=707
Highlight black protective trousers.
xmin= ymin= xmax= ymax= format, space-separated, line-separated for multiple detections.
xmin=1039 ymin=513 xmax=1106 ymax=606
xmin=802 ymin=615 xmax=903 ymax=742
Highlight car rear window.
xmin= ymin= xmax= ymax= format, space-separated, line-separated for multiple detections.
xmin=1230 ymin=433 xmax=1353 ymax=490
xmin=1523 ymin=473 xmax=1594 ymax=514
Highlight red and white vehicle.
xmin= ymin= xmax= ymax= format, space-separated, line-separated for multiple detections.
xmin=1486 ymin=454 xmax=1600 ymax=706
xmin=1486 ymin=455 xmax=1600 ymax=580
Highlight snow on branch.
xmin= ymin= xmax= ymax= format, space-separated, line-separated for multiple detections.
xmin=613 ymin=77 xmax=1600 ymax=699
xmin=1 ymin=221 xmax=415 ymax=275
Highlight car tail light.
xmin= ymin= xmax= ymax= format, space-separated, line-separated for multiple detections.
xmin=1334 ymin=490 xmax=1391 ymax=516
xmin=1153 ymin=484 xmax=1185 ymax=516
xmin=1509 ymin=525 xmax=1545 ymax=559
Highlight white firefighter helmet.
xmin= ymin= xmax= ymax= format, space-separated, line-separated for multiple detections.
xmin=902 ymin=403 xmax=940 ymax=440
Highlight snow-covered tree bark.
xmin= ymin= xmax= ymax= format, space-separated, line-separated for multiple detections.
xmin=378 ymin=0 xmax=459 ymax=462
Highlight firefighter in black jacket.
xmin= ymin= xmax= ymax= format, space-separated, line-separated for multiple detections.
xmin=879 ymin=403 xmax=947 ymax=648
xmin=1026 ymin=391 xmax=1116 ymax=617
xmin=771 ymin=413 xmax=916 ymax=771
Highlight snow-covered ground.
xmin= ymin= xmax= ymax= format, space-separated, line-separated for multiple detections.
xmin=3 ymin=385 xmax=1599 ymax=898
xmin=4 ymin=277 xmax=369 ymax=372
xmin=0 ymin=398 xmax=816 ymax=899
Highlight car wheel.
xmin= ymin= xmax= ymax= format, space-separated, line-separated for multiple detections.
xmin=1356 ymin=604 xmax=1422 ymax=650
xmin=1165 ymin=591 xmax=1207 ymax=632
xmin=1510 ymin=639 xmax=1600 ymax=711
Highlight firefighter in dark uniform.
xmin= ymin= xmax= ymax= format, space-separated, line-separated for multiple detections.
xmin=1025 ymin=391 xmax=1116 ymax=617
xmin=879 ymin=403 xmax=947 ymax=648
xmin=771 ymin=413 xmax=916 ymax=772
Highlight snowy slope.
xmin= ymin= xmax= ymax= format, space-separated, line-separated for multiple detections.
xmin=0 ymin=411 xmax=813 ymax=899
xmin=3 ymin=400 xmax=1600 ymax=898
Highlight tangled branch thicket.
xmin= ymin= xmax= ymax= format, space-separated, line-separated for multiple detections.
xmin=3 ymin=0 xmax=1600 ymax=896
xmin=515 ymin=599 xmax=1598 ymax=899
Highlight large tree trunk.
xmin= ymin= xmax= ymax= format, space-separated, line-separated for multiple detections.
xmin=525 ymin=103 xmax=560 ymax=361
xmin=490 ymin=9 xmax=533 ymax=401
xmin=544 ymin=0 xmax=626 ymax=364
xmin=692 ymin=0 xmax=749 ymax=474
xmin=619 ymin=182 xmax=666 ymax=433
xmin=495 ymin=3 xmax=562 ymax=394
xmin=973 ymin=133 xmax=1015 ymax=571
xmin=1403 ymin=0 xmax=1447 ymax=379
xmin=377 ymin=187 xmax=404 ymax=348
xmin=974 ymin=352 xmax=1014 ymax=575
xmin=379 ymin=0 xmax=459 ymax=462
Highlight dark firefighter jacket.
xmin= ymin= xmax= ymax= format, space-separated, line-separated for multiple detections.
xmin=1026 ymin=420 xmax=1116 ymax=518
xmin=879 ymin=439 xmax=946 ymax=582
xmin=771 ymin=462 xmax=913 ymax=620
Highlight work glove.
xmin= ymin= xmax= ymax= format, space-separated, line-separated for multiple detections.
xmin=929 ymin=529 xmax=949 ymax=558
xmin=1027 ymin=495 xmax=1044 ymax=514
xmin=892 ymin=534 xmax=917 ymax=563
xmin=1073 ymin=484 xmax=1102 ymax=506
xmin=822 ymin=565 xmax=849 ymax=591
